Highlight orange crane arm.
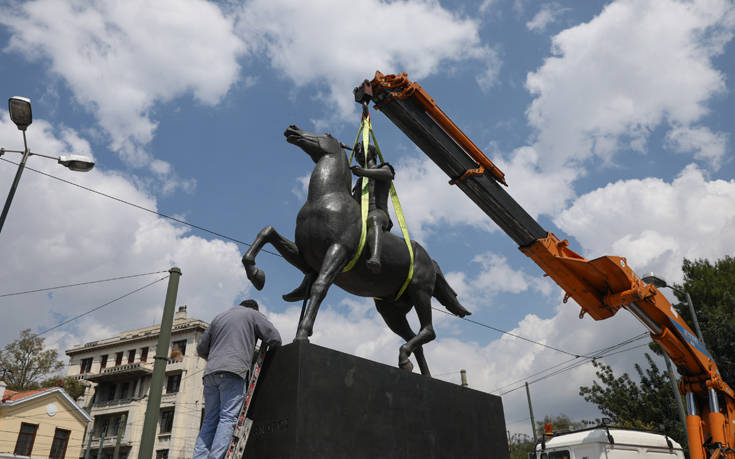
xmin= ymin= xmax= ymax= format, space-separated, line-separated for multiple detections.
xmin=364 ymin=71 xmax=735 ymax=459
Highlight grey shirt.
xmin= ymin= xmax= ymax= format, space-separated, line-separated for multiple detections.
xmin=197 ymin=306 xmax=282 ymax=379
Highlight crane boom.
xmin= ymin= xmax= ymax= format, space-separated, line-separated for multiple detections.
xmin=359 ymin=71 xmax=735 ymax=459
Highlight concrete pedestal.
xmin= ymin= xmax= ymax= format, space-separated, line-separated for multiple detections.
xmin=245 ymin=341 xmax=508 ymax=459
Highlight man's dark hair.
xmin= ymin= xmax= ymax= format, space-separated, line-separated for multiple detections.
xmin=240 ymin=299 xmax=259 ymax=311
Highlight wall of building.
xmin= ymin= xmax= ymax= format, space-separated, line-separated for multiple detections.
xmin=65 ymin=310 xmax=208 ymax=459
xmin=0 ymin=391 xmax=87 ymax=458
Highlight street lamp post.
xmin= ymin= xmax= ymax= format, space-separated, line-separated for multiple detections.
xmin=0 ymin=97 xmax=95 ymax=234
xmin=641 ymin=272 xmax=705 ymax=344
xmin=641 ymin=272 xmax=707 ymax=448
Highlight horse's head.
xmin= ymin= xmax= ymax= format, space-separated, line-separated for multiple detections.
xmin=284 ymin=125 xmax=343 ymax=162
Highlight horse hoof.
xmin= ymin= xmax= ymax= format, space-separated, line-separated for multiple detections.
xmin=399 ymin=358 xmax=414 ymax=372
xmin=249 ymin=269 xmax=265 ymax=290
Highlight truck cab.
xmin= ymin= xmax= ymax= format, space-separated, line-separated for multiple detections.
xmin=530 ymin=427 xmax=685 ymax=459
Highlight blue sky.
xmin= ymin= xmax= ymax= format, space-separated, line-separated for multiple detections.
xmin=1 ymin=0 xmax=734 ymax=437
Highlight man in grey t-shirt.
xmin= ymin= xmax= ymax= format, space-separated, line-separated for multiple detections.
xmin=193 ymin=299 xmax=281 ymax=459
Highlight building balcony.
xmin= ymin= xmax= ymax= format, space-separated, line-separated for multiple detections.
xmin=84 ymin=362 xmax=153 ymax=382
xmin=87 ymin=435 xmax=133 ymax=451
xmin=166 ymin=358 xmax=185 ymax=373
xmin=93 ymin=396 xmax=143 ymax=409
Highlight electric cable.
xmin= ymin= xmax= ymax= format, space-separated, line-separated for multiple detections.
xmin=432 ymin=306 xmax=584 ymax=358
xmin=36 ymin=276 xmax=168 ymax=336
xmin=0 ymin=157 xmax=281 ymax=257
xmin=0 ymin=270 xmax=170 ymax=298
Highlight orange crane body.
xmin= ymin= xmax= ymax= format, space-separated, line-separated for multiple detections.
xmin=363 ymin=71 xmax=735 ymax=459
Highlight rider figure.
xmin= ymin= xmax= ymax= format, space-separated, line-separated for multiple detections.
xmin=351 ymin=141 xmax=395 ymax=274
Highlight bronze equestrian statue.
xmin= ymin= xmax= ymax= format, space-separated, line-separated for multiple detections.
xmin=242 ymin=126 xmax=470 ymax=376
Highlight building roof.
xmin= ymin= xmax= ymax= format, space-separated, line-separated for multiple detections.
xmin=1 ymin=387 xmax=55 ymax=402
xmin=66 ymin=315 xmax=208 ymax=355
xmin=0 ymin=386 xmax=92 ymax=422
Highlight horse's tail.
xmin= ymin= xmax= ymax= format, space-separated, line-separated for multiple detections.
xmin=431 ymin=259 xmax=471 ymax=317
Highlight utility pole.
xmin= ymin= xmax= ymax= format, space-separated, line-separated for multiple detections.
xmin=526 ymin=382 xmax=537 ymax=443
xmin=113 ymin=413 xmax=127 ymax=459
xmin=137 ymin=267 xmax=182 ymax=459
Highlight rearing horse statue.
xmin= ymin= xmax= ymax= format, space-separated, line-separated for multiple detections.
xmin=242 ymin=126 xmax=470 ymax=376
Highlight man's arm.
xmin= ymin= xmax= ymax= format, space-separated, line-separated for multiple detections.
xmin=254 ymin=314 xmax=282 ymax=348
xmin=350 ymin=164 xmax=394 ymax=181
xmin=197 ymin=326 xmax=212 ymax=360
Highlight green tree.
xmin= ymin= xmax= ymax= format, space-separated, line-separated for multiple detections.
xmin=0 ymin=329 xmax=63 ymax=391
xmin=536 ymin=413 xmax=589 ymax=435
xmin=579 ymin=354 xmax=685 ymax=445
xmin=509 ymin=432 xmax=535 ymax=459
xmin=40 ymin=376 xmax=86 ymax=400
xmin=674 ymin=256 xmax=735 ymax=389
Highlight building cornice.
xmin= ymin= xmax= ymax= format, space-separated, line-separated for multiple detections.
xmin=66 ymin=319 xmax=208 ymax=356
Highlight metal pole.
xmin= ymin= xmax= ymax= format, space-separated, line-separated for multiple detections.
xmin=525 ymin=382 xmax=537 ymax=443
xmin=83 ymin=426 xmax=94 ymax=459
xmin=460 ymin=369 xmax=468 ymax=387
xmin=0 ymin=131 xmax=30 ymax=234
xmin=138 ymin=267 xmax=181 ymax=459
xmin=684 ymin=292 xmax=705 ymax=345
xmin=664 ymin=354 xmax=688 ymax=448
xmin=96 ymin=426 xmax=107 ymax=459
xmin=113 ymin=413 xmax=127 ymax=459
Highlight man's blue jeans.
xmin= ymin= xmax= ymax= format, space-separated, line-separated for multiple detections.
xmin=193 ymin=372 xmax=247 ymax=459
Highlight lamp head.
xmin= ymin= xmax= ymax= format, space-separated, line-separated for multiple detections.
xmin=641 ymin=272 xmax=668 ymax=289
xmin=8 ymin=97 xmax=32 ymax=131
xmin=58 ymin=154 xmax=95 ymax=172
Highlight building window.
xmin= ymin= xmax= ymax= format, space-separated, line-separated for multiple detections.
xmin=159 ymin=409 xmax=174 ymax=434
xmin=14 ymin=423 xmax=38 ymax=456
xmin=80 ymin=358 xmax=93 ymax=374
xmin=140 ymin=347 xmax=149 ymax=362
xmin=49 ymin=428 xmax=70 ymax=459
xmin=120 ymin=382 xmax=130 ymax=399
xmin=115 ymin=351 xmax=123 ymax=366
xmin=127 ymin=349 xmax=136 ymax=363
xmin=172 ymin=339 xmax=187 ymax=356
xmin=100 ymin=354 xmax=108 ymax=370
xmin=166 ymin=374 xmax=181 ymax=394
xmin=155 ymin=450 xmax=169 ymax=459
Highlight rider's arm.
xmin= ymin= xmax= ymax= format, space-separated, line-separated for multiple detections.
xmin=197 ymin=326 xmax=212 ymax=360
xmin=350 ymin=164 xmax=394 ymax=181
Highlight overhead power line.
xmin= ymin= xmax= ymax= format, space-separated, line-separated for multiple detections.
xmin=37 ymin=275 xmax=168 ymax=336
xmin=432 ymin=306 xmax=584 ymax=358
xmin=0 ymin=157 xmax=281 ymax=257
xmin=0 ymin=270 xmax=169 ymax=298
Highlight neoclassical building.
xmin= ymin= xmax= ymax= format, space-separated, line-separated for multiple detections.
xmin=65 ymin=306 xmax=208 ymax=459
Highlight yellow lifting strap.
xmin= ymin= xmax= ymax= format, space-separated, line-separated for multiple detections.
xmin=343 ymin=114 xmax=415 ymax=301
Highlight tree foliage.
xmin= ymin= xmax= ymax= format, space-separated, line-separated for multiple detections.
xmin=579 ymin=354 xmax=685 ymax=445
xmin=0 ymin=329 xmax=64 ymax=391
xmin=536 ymin=413 xmax=590 ymax=435
xmin=40 ymin=376 xmax=86 ymax=400
xmin=675 ymin=256 xmax=735 ymax=389
xmin=509 ymin=432 xmax=535 ymax=459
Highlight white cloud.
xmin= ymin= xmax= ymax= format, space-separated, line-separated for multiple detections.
xmin=0 ymin=114 xmax=249 ymax=351
xmin=554 ymin=164 xmax=735 ymax=284
xmin=665 ymin=125 xmax=729 ymax=170
xmin=525 ymin=0 xmax=734 ymax=173
xmin=235 ymin=0 xmax=492 ymax=117
xmin=390 ymin=155 xmax=498 ymax=241
xmin=1 ymin=0 xmax=244 ymax=187
xmin=445 ymin=252 xmax=554 ymax=311
xmin=526 ymin=3 xmax=569 ymax=32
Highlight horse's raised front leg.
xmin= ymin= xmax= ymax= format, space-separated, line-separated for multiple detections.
xmin=295 ymin=243 xmax=349 ymax=342
xmin=242 ymin=226 xmax=310 ymax=290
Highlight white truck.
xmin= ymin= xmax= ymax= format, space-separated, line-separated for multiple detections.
xmin=530 ymin=427 xmax=685 ymax=459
